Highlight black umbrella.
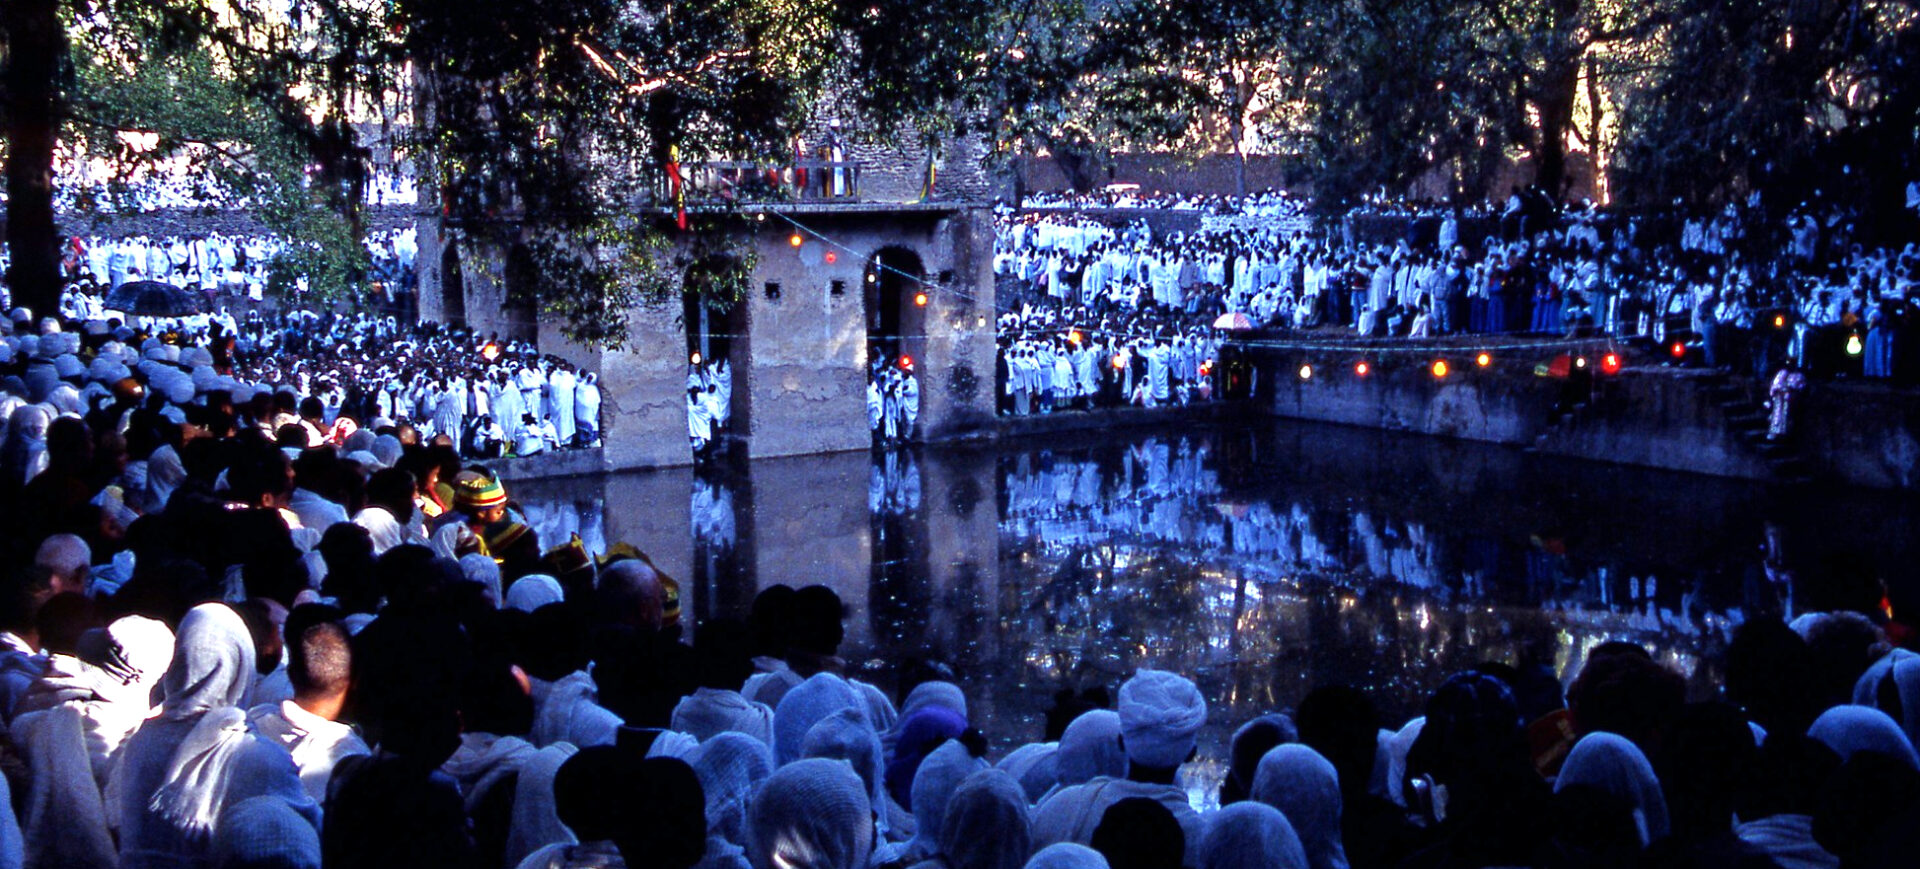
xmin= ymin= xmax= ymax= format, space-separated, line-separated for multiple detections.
xmin=105 ymin=280 xmax=206 ymax=316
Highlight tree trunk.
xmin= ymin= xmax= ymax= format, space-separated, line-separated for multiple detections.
xmin=3 ymin=0 xmax=65 ymax=319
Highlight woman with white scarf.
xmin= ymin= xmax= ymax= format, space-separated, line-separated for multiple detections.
xmin=1553 ymin=732 xmax=1671 ymax=848
xmin=748 ymin=758 xmax=873 ymax=869
xmin=1200 ymin=802 xmax=1309 ymax=869
xmin=874 ymin=739 xmax=988 ymax=869
xmin=1250 ymin=744 xmax=1349 ymax=869
xmin=109 ymin=603 xmax=315 ymax=869
xmin=689 ymin=733 xmax=775 ymax=869
xmin=909 ymin=769 xmax=1032 ymax=869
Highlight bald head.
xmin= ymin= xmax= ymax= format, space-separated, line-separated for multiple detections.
xmin=34 ymin=534 xmax=91 ymax=597
xmin=596 ymin=559 xmax=664 ymax=631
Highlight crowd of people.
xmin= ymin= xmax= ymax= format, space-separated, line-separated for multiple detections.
xmin=27 ymin=228 xmax=421 ymax=312
xmin=995 ymin=188 xmax=1920 ymax=393
xmin=1 ymin=434 xmax=1918 ymax=869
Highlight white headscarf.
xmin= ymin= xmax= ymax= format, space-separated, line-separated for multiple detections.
xmin=690 ymin=732 xmax=776 ymax=869
xmin=938 ymin=769 xmax=1032 ymax=869
xmin=1200 ymin=802 xmax=1309 ymax=869
xmin=773 ymin=673 xmax=867 ymax=766
xmin=1807 ymin=705 xmax=1920 ymax=771
xmin=1251 ymin=744 xmax=1348 ymax=869
xmin=1054 ymin=711 xmax=1126 ymax=788
xmin=1023 ymin=843 xmax=1107 ymax=869
xmin=896 ymin=739 xmax=989 ymax=864
xmin=1116 ymin=669 xmax=1206 ymax=770
xmin=505 ymin=575 xmax=565 ymax=612
xmin=996 ymin=742 xmax=1061 ymax=804
xmin=1555 ymin=732 xmax=1671 ymax=847
xmin=748 ymin=758 xmax=874 ymax=869
xmin=457 ymin=553 xmax=503 ymax=607
xmin=211 ymin=796 xmax=321 ymax=869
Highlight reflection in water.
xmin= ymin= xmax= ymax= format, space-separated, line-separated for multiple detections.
xmin=512 ymin=420 xmax=1915 ymax=769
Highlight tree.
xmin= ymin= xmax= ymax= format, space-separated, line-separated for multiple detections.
xmin=2 ymin=0 xmax=65 ymax=319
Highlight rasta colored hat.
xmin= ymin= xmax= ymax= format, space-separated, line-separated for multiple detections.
xmin=454 ymin=471 xmax=508 ymax=512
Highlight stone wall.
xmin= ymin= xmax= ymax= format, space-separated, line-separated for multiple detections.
xmin=1251 ymin=344 xmax=1920 ymax=489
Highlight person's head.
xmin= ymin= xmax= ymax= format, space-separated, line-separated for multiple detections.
xmin=1803 ymin=611 xmax=1889 ymax=707
xmin=451 ymin=471 xmax=508 ymax=524
xmin=229 ymin=444 xmax=295 ymax=510
xmin=553 ymin=745 xmax=646 ymax=843
xmin=748 ymin=758 xmax=873 ymax=869
xmin=1567 ymin=642 xmax=1685 ymax=754
xmin=695 ymin=617 xmax=756 ymax=691
xmin=1221 ymin=714 xmax=1296 ymax=806
xmin=788 ymin=585 xmax=845 ymax=660
xmin=298 ymin=396 xmax=324 ymax=422
xmin=1117 ymin=669 xmax=1206 ymax=782
xmin=33 ymin=533 xmax=91 ymax=596
xmin=596 ymin=559 xmax=665 ymax=632
xmin=34 ymin=591 xmax=98 ymax=656
xmin=1296 ymin=685 xmax=1380 ymax=799
xmin=1 ymin=564 xmax=58 ymax=645
xmin=1725 ymin=619 xmax=1817 ymax=737
xmin=1091 ymin=797 xmax=1184 ymax=869
xmin=286 ymin=605 xmax=352 ymax=720
xmin=364 ymin=468 xmax=416 ymax=522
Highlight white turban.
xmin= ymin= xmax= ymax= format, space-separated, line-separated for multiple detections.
xmin=939 ymin=769 xmax=1032 ymax=869
xmin=1117 ymin=669 xmax=1206 ymax=770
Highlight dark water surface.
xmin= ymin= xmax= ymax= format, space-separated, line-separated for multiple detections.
xmin=511 ymin=419 xmax=1918 ymax=796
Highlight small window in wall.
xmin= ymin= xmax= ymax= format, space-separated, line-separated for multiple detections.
xmin=830 ymin=279 xmax=846 ymax=296
xmin=938 ymin=269 xmax=955 ymax=284
xmin=764 ymin=281 xmax=782 ymax=301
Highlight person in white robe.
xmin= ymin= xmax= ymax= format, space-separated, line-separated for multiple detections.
xmin=548 ymin=366 xmax=576 ymax=446
xmin=109 ymin=603 xmax=316 ymax=869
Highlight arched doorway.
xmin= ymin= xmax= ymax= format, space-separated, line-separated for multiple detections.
xmin=865 ymin=246 xmax=926 ymax=369
xmin=441 ymin=244 xmax=465 ymax=326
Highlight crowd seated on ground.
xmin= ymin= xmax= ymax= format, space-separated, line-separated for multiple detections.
xmin=996 ymin=187 xmax=1920 ymax=393
xmin=1 ymin=437 xmax=1918 ymax=869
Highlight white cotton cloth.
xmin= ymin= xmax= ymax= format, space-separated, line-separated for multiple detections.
xmin=1851 ymin=648 xmax=1918 ymax=706
xmin=689 ymin=733 xmax=775 ymax=869
xmin=110 ymin=603 xmax=315 ymax=869
xmin=14 ymin=702 xmax=116 ymax=868
xmin=1807 ymin=704 xmax=1920 ymax=771
xmin=1383 ymin=717 xmax=1424 ymax=807
xmin=1117 ymin=670 xmax=1206 ymax=770
xmin=1251 ymin=745 xmax=1348 ymax=869
xmin=996 ymin=742 xmax=1061 ymax=804
xmin=649 ymin=730 xmax=701 ymax=760
xmin=901 ymin=682 xmax=968 ymax=720
xmin=1200 ymin=802 xmax=1309 ymax=869
xmin=672 ymin=688 xmax=775 ymax=745
xmin=1555 ymin=732 xmax=1671 ymax=847
xmin=247 ymin=700 xmax=371 ymax=804
xmin=352 ymin=506 xmax=408 ymax=555
xmin=802 ymin=708 xmax=890 ymax=837
xmin=211 ymin=796 xmax=321 ymax=869
xmin=1734 ymin=813 xmax=1838 ymax=869
xmin=772 ymin=673 xmax=867 ymax=766
xmin=1889 ymin=656 xmax=1920 ymax=751
xmin=1030 ymin=777 xmax=1208 ymax=869
xmin=506 ymin=575 xmax=566 ymax=612
xmin=1023 ymin=843 xmax=1107 ymax=869
xmin=504 ymin=743 xmax=579 ymax=869
xmin=441 ymin=732 xmax=538 ymax=815
xmin=13 ymin=614 xmax=174 ymax=787
xmin=1053 ymin=711 xmax=1126 ymax=790
xmin=875 ymin=739 xmax=988 ymax=868
xmin=747 ymin=758 xmax=874 ymax=869
xmin=528 ymin=671 xmax=622 ymax=749
xmin=458 ymin=553 xmax=504 ymax=607
xmin=741 ymin=666 xmax=803 ymax=710
xmin=932 ymin=769 xmax=1031 ymax=869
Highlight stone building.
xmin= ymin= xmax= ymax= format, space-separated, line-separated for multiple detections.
xmin=415 ymin=133 xmax=1000 ymax=471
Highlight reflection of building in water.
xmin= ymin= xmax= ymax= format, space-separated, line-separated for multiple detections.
xmin=504 ymin=419 xmax=1920 ymax=759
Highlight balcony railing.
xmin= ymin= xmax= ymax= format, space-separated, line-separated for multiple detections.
xmin=652 ymin=160 xmax=862 ymax=206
